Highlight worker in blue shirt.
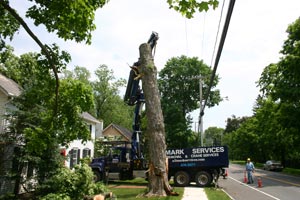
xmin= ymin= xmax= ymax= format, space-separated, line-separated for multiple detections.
xmin=246 ymin=158 xmax=255 ymax=184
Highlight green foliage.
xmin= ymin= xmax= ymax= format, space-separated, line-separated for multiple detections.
xmin=56 ymin=79 xmax=95 ymax=144
xmin=62 ymin=65 xmax=134 ymax=157
xmin=40 ymin=193 xmax=71 ymax=200
xmin=231 ymin=117 xmax=260 ymax=160
xmin=0 ymin=45 xmax=20 ymax=79
xmin=24 ymin=0 xmax=108 ymax=44
xmin=0 ymin=49 xmax=96 ymax=186
xmin=0 ymin=1 xmax=20 ymax=42
xmin=225 ymin=18 xmax=300 ymax=168
xmin=281 ymin=17 xmax=300 ymax=56
xmin=256 ymin=17 xmax=300 ymax=166
xmin=167 ymin=0 xmax=219 ymax=19
xmin=64 ymin=64 xmax=136 ymax=132
xmin=110 ymin=187 xmax=184 ymax=200
xmin=64 ymin=65 xmax=92 ymax=85
xmin=258 ymin=18 xmax=300 ymax=103
xmin=283 ymin=167 xmax=300 ymax=176
xmin=37 ymin=43 xmax=71 ymax=73
xmin=38 ymin=163 xmax=107 ymax=200
xmin=159 ymin=55 xmax=221 ymax=148
xmin=224 ymin=115 xmax=249 ymax=134
xmin=92 ymin=64 xmax=131 ymax=128
xmin=204 ymin=126 xmax=224 ymax=146
xmin=160 ymin=56 xmax=221 ymax=112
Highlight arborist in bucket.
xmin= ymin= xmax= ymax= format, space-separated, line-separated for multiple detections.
xmin=245 ymin=158 xmax=255 ymax=184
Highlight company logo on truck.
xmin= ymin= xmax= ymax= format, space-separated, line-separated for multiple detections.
xmin=191 ymin=146 xmax=224 ymax=158
xmin=166 ymin=149 xmax=185 ymax=159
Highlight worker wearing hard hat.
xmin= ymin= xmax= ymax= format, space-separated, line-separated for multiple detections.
xmin=245 ymin=158 xmax=255 ymax=184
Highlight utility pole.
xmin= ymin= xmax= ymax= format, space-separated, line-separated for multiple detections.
xmin=198 ymin=76 xmax=204 ymax=146
xmin=189 ymin=75 xmax=204 ymax=146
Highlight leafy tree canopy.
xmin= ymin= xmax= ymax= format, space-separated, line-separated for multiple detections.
xmin=159 ymin=55 xmax=221 ymax=114
xmin=224 ymin=115 xmax=249 ymax=134
xmin=204 ymin=126 xmax=224 ymax=146
xmin=0 ymin=48 xmax=94 ymax=184
xmin=224 ymin=17 xmax=300 ymax=167
xmin=159 ymin=55 xmax=221 ymax=147
xmin=0 ymin=0 xmax=108 ymax=45
xmin=167 ymin=0 xmax=219 ymax=18
xmin=258 ymin=18 xmax=300 ymax=103
xmin=91 ymin=64 xmax=132 ymax=128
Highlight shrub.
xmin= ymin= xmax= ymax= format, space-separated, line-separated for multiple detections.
xmin=38 ymin=163 xmax=106 ymax=200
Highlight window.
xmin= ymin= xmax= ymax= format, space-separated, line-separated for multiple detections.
xmin=27 ymin=162 xmax=34 ymax=178
xmin=69 ymin=148 xmax=80 ymax=168
xmin=83 ymin=148 xmax=91 ymax=158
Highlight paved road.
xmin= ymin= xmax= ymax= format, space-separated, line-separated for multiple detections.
xmin=219 ymin=164 xmax=300 ymax=200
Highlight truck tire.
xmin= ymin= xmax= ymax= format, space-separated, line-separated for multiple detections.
xmin=195 ymin=171 xmax=212 ymax=187
xmin=93 ymin=170 xmax=103 ymax=182
xmin=174 ymin=171 xmax=190 ymax=187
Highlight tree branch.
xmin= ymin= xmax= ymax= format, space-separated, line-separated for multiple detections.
xmin=0 ymin=0 xmax=59 ymax=114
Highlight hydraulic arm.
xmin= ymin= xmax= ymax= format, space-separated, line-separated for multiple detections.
xmin=123 ymin=32 xmax=159 ymax=166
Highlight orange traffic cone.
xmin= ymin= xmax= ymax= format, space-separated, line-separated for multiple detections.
xmin=243 ymin=172 xmax=248 ymax=183
xmin=257 ymin=177 xmax=263 ymax=188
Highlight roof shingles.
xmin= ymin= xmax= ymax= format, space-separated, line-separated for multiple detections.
xmin=0 ymin=74 xmax=22 ymax=97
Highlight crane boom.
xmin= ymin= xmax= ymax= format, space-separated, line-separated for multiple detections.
xmin=123 ymin=32 xmax=159 ymax=164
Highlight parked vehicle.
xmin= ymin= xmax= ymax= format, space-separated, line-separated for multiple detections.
xmin=263 ymin=160 xmax=284 ymax=171
xmin=90 ymin=143 xmax=229 ymax=187
xmin=167 ymin=146 xmax=229 ymax=187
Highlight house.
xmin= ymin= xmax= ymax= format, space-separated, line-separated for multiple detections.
xmin=0 ymin=74 xmax=22 ymax=195
xmin=63 ymin=112 xmax=103 ymax=169
xmin=0 ymin=74 xmax=22 ymax=132
xmin=102 ymin=123 xmax=132 ymax=142
xmin=0 ymin=73 xmax=103 ymax=195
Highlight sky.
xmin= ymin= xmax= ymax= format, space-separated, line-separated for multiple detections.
xmin=7 ymin=0 xmax=300 ymax=131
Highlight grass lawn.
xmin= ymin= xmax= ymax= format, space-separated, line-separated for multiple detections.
xmin=109 ymin=187 xmax=184 ymax=200
xmin=107 ymin=178 xmax=232 ymax=200
xmin=205 ymin=187 xmax=231 ymax=200
xmin=107 ymin=178 xmax=183 ymax=199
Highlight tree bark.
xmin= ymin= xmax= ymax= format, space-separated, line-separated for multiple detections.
xmin=138 ymin=43 xmax=177 ymax=197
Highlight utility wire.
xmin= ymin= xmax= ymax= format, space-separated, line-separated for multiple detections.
xmin=185 ymin=18 xmax=189 ymax=55
xmin=200 ymin=0 xmax=236 ymax=117
xmin=200 ymin=13 xmax=206 ymax=59
xmin=210 ymin=0 xmax=226 ymax=68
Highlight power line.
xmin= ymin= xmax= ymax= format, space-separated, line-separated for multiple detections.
xmin=200 ymin=0 xmax=236 ymax=118
xmin=185 ymin=18 xmax=189 ymax=55
xmin=200 ymin=13 xmax=206 ymax=59
xmin=210 ymin=0 xmax=227 ymax=68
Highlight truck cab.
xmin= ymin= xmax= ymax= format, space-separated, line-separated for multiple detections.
xmin=90 ymin=141 xmax=148 ymax=182
xmin=90 ymin=141 xmax=133 ymax=181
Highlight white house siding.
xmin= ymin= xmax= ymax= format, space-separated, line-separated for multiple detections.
xmin=63 ymin=117 xmax=103 ymax=169
xmin=0 ymin=92 xmax=8 ymax=133
xmin=0 ymin=91 xmax=13 ymax=195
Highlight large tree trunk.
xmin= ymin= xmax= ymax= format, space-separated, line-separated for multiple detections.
xmin=138 ymin=43 xmax=177 ymax=197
